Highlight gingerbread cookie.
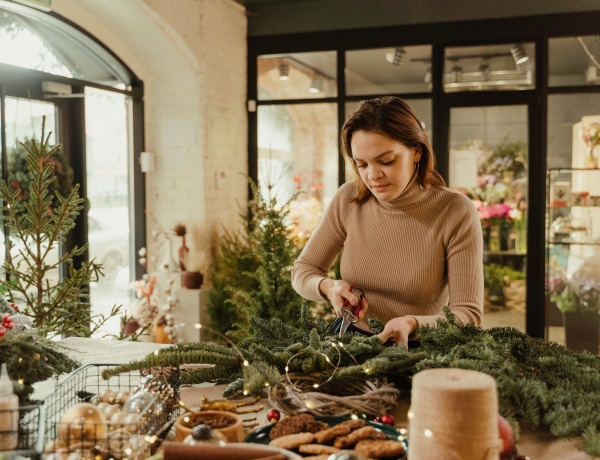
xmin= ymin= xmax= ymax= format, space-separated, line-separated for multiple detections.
xmin=269 ymin=413 xmax=328 ymax=440
xmin=333 ymin=425 xmax=377 ymax=449
xmin=269 ymin=431 xmax=315 ymax=449
xmin=354 ymin=438 xmax=406 ymax=458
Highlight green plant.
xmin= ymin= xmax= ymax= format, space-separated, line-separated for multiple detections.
xmin=208 ymin=176 xmax=314 ymax=342
xmin=7 ymin=136 xmax=74 ymax=224
xmin=0 ymin=117 xmax=122 ymax=337
xmin=484 ymin=263 xmax=524 ymax=292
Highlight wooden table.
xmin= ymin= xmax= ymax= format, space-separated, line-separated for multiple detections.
xmin=180 ymin=384 xmax=594 ymax=460
xmin=40 ymin=338 xmax=594 ymax=460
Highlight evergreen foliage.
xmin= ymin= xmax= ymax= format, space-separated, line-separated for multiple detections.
xmin=0 ymin=117 xmax=122 ymax=337
xmin=7 ymin=136 xmax=74 ymax=222
xmin=206 ymin=202 xmax=260 ymax=338
xmin=208 ymin=177 xmax=314 ymax=341
xmin=0 ymin=297 xmax=79 ymax=402
xmin=103 ymin=307 xmax=600 ymax=457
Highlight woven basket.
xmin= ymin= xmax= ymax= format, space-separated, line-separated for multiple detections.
xmin=268 ymin=378 xmax=400 ymax=417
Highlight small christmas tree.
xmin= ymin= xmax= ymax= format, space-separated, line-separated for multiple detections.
xmin=0 ymin=117 xmax=121 ymax=337
xmin=208 ymin=177 xmax=315 ymax=341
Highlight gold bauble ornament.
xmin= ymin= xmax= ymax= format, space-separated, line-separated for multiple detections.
xmin=58 ymin=403 xmax=108 ymax=446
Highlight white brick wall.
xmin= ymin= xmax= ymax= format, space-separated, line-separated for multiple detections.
xmin=52 ymin=0 xmax=248 ymax=274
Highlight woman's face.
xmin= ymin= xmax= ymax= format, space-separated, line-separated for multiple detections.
xmin=351 ymin=130 xmax=421 ymax=202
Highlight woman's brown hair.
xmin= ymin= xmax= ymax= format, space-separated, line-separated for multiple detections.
xmin=341 ymin=96 xmax=445 ymax=201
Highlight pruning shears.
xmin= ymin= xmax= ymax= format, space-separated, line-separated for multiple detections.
xmin=338 ymin=286 xmax=366 ymax=338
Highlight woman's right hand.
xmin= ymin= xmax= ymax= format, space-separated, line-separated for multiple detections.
xmin=319 ymin=279 xmax=368 ymax=320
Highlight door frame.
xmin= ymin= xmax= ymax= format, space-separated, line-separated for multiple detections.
xmin=437 ymin=91 xmax=545 ymax=337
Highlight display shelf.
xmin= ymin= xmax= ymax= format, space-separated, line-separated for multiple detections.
xmin=545 ymin=167 xmax=600 ymax=353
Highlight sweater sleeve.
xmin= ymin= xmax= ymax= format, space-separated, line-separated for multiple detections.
xmin=291 ymin=184 xmax=351 ymax=302
xmin=409 ymin=193 xmax=484 ymax=328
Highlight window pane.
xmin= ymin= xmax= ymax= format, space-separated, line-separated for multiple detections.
xmin=449 ymin=105 xmax=528 ymax=332
xmin=2 ymin=97 xmax=58 ymax=284
xmin=548 ymin=94 xmax=600 ymax=168
xmin=547 ymin=94 xmax=600 ymax=347
xmin=258 ymin=52 xmax=337 ymax=101
xmin=257 ymin=103 xmax=338 ymax=241
xmin=85 ymin=87 xmax=133 ymax=337
xmin=346 ymin=45 xmax=432 ymax=95
xmin=0 ymin=3 xmax=131 ymax=88
xmin=549 ymin=36 xmax=600 ymax=88
xmin=444 ymin=43 xmax=535 ymax=92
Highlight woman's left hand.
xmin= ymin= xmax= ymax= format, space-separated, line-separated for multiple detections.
xmin=377 ymin=316 xmax=417 ymax=348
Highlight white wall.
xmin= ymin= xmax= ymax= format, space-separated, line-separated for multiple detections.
xmin=51 ymin=0 xmax=248 ymax=271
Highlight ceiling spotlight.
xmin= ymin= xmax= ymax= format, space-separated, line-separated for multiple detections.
xmin=510 ymin=44 xmax=529 ymax=65
xmin=451 ymin=65 xmax=462 ymax=82
xmin=424 ymin=67 xmax=432 ymax=84
xmin=385 ymin=47 xmax=407 ymax=67
xmin=479 ymin=61 xmax=492 ymax=80
xmin=309 ymin=74 xmax=323 ymax=93
xmin=278 ymin=63 xmax=289 ymax=81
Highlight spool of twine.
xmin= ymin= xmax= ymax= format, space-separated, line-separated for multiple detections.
xmin=409 ymin=368 xmax=502 ymax=460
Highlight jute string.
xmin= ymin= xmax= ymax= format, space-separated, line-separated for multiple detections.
xmin=409 ymin=368 xmax=502 ymax=460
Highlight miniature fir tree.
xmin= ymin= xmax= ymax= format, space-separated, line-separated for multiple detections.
xmin=0 ymin=117 xmax=121 ymax=337
xmin=208 ymin=177 xmax=314 ymax=341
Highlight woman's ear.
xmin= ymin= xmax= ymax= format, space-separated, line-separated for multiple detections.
xmin=414 ymin=146 xmax=422 ymax=163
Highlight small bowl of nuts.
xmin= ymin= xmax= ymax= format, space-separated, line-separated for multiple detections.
xmin=174 ymin=410 xmax=244 ymax=443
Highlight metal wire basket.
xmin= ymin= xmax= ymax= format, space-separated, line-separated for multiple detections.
xmin=43 ymin=363 xmax=180 ymax=460
xmin=0 ymin=404 xmax=44 ymax=459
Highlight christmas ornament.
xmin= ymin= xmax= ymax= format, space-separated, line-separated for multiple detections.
xmin=266 ymin=408 xmax=280 ymax=422
xmin=380 ymin=413 xmax=395 ymax=426
xmin=183 ymin=424 xmax=227 ymax=446
xmin=498 ymin=414 xmax=515 ymax=460
xmin=122 ymin=392 xmax=155 ymax=415
xmin=133 ymin=374 xmax=177 ymax=414
xmin=57 ymin=403 xmax=108 ymax=446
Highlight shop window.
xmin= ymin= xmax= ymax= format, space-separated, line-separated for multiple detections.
xmin=444 ymin=43 xmax=535 ymax=92
xmin=549 ymin=36 xmax=600 ymax=88
xmin=257 ymin=103 xmax=338 ymax=243
xmin=258 ymin=51 xmax=337 ymax=101
xmin=346 ymin=45 xmax=432 ymax=95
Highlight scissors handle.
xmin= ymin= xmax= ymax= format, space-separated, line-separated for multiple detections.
xmin=343 ymin=286 xmax=365 ymax=317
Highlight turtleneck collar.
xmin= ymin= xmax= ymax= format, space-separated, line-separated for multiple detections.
xmin=375 ymin=171 xmax=423 ymax=209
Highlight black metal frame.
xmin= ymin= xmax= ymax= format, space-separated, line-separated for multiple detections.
xmin=247 ymin=11 xmax=600 ymax=338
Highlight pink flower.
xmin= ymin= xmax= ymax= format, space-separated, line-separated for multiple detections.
xmin=478 ymin=203 xmax=513 ymax=221
xmin=0 ymin=326 xmax=5 ymax=339
xmin=9 ymin=303 xmax=18 ymax=312
xmin=2 ymin=314 xmax=13 ymax=330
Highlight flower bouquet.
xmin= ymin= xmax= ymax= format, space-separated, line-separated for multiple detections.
xmin=580 ymin=122 xmax=600 ymax=168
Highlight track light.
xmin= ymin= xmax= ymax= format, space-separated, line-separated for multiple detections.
xmin=451 ymin=66 xmax=462 ymax=82
xmin=309 ymin=74 xmax=323 ymax=93
xmin=278 ymin=63 xmax=289 ymax=81
xmin=510 ymin=44 xmax=529 ymax=65
xmin=479 ymin=61 xmax=492 ymax=80
xmin=424 ymin=67 xmax=432 ymax=84
xmin=385 ymin=47 xmax=407 ymax=67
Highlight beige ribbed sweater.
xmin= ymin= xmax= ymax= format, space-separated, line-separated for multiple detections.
xmin=291 ymin=178 xmax=484 ymax=331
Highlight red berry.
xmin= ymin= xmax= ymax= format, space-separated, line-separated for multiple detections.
xmin=267 ymin=408 xmax=280 ymax=422
xmin=498 ymin=414 xmax=515 ymax=459
xmin=380 ymin=414 xmax=395 ymax=426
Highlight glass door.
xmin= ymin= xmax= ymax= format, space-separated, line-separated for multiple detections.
xmin=2 ymin=97 xmax=60 ymax=282
xmin=448 ymin=104 xmax=528 ymax=332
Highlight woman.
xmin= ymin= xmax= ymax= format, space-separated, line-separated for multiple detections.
xmin=291 ymin=96 xmax=483 ymax=347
